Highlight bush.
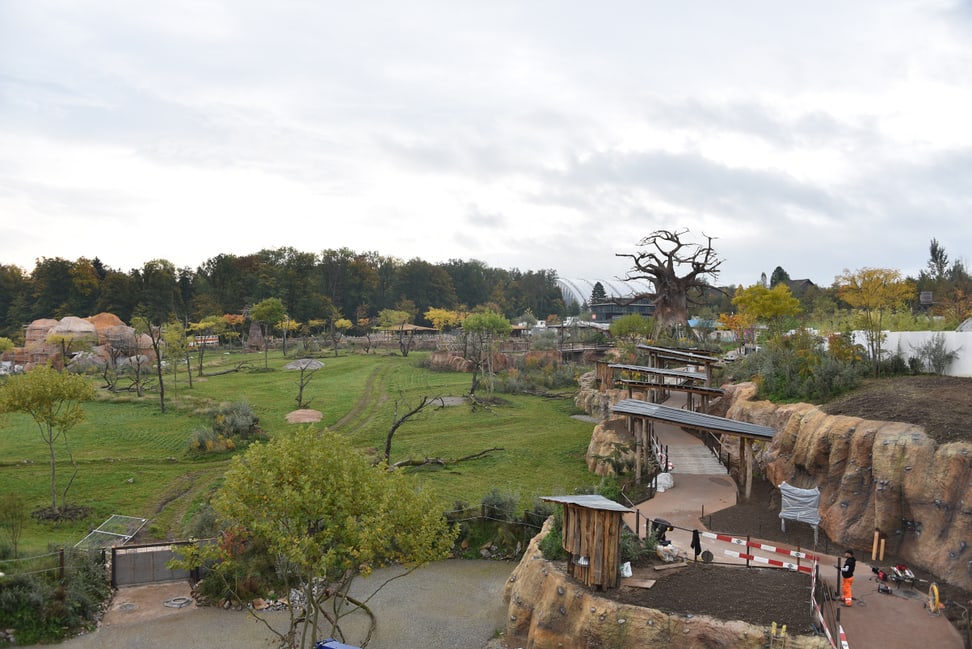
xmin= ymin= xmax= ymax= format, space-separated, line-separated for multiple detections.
xmin=188 ymin=401 xmax=265 ymax=453
xmin=0 ymin=549 xmax=110 ymax=644
xmin=730 ymin=331 xmax=867 ymax=402
xmin=619 ymin=526 xmax=652 ymax=564
xmin=481 ymin=488 xmax=518 ymax=522
xmin=538 ymin=507 xmax=566 ymax=561
xmin=910 ymin=333 xmax=960 ymax=375
xmin=210 ymin=401 xmax=261 ymax=439
xmin=183 ymin=502 xmax=219 ymax=539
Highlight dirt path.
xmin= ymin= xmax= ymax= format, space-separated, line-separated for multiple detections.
xmin=63 ymin=560 xmax=514 ymax=649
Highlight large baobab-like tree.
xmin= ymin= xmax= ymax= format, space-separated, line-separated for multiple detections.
xmin=617 ymin=229 xmax=724 ymax=337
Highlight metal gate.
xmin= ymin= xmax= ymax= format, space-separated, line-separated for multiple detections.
xmin=111 ymin=541 xmax=192 ymax=588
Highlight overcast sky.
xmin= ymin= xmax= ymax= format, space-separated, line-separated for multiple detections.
xmin=2 ymin=1 xmax=971 ymax=289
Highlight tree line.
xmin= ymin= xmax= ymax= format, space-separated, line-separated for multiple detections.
xmin=0 ymin=248 xmax=570 ymax=340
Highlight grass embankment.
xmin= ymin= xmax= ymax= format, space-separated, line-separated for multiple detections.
xmin=0 ymin=350 xmax=598 ymax=555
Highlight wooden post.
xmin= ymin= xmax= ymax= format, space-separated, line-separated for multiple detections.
xmin=879 ymin=538 xmax=886 ymax=561
xmin=635 ymin=419 xmax=643 ymax=485
xmin=744 ymin=438 xmax=753 ymax=500
xmin=871 ymin=530 xmax=880 ymax=561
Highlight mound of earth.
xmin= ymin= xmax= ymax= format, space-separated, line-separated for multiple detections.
xmin=820 ymin=374 xmax=972 ymax=444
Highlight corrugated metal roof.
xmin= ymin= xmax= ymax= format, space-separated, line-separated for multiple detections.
xmin=541 ymin=494 xmax=633 ymax=512
xmin=636 ymin=344 xmax=719 ymax=363
xmin=609 ymin=363 xmax=708 ymax=381
xmin=611 ymin=399 xmax=776 ymax=440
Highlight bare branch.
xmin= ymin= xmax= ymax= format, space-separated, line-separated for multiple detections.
xmin=389 ymin=447 xmax=504 ymax=469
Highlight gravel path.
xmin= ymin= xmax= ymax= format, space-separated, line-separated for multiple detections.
xmin=62 ymin=560 xmax=514 ymax=649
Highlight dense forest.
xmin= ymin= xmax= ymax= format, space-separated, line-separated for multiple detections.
xmin=0 ymin=248 xmax=572 ymax=340
xmin=2 ymin=238 xmax=969 ymax=343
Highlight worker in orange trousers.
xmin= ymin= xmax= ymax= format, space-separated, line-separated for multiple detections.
xmin=841 ymin=549 xmax=856 ymax=607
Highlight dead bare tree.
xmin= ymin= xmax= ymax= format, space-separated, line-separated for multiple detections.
xmin=617 ymin=229 xmax=724 ymax=338
xmin=382 ymin=395 xmax=504 ymax=467
xmin=383 ymin=396 xmax=444 ymax=463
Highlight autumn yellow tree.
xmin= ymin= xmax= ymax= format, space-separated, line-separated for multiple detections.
xmin=716 ymin=312 xmax=756 ymax=348
xmin=731 ymin=283 xmax=801 ymax=341
xmin=424 ymin=307 xmax=464 ymax=331
xmin=836 ymin=267 xmax=915 ymax=376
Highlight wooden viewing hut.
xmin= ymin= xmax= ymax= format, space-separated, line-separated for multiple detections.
xmin=611 ymin=400 xmax=776 ymax=500
xmin=541 ymin=494 xmax=633 ymax=591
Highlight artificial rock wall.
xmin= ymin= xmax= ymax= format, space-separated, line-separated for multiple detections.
xmin=720 ymin=383 xmax=972 ymax=592
xmin=503 ymin=519 xmax=828 ymax=649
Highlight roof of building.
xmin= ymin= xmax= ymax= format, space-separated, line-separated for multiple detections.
xmin=540 ymin=494 xmax=633 ymax=512
xmin=611 ymin=399 xmax=776 ymax=440
xmin=609 ymin=363 xmax=708 ymax=381
xmin=636 ymin=344 xmax=720 ymax=363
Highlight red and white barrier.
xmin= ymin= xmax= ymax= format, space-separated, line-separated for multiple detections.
xmin=700 ymin=530 xmax=819 ymax=561
xmin=723 ymin=549 xmax=814 ymax=574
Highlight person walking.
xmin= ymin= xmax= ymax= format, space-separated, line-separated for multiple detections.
xmin=841 ymin=549 xmax=856 ymax=607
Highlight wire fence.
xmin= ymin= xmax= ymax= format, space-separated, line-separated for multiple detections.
xmin=0 ymin=546 xmax=105 ymax=581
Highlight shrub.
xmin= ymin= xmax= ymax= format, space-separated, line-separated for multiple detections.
xmin=188 ymin=401 xmax=264 ymax=454
xmin=0 ymin=549 xmax=110 ymax=644
xmin=210 ymin=401 xmax=261 ymax=439
xmin=910 ymin=333 xmax=960 ymax=375
xmin=183 ymin=502 xmax=219 ymax=539
xmin=730 ymin=332 xmax=867 ymax=402
xmin=481 ymin=488 xmax=518 ymax=522
xmin=619 ymin=526 xmax=651 ymax=564
xmin=538 ymin=507 xmax=566 ymax=561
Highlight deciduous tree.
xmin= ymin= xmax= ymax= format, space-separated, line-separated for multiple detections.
xmin=250 ymin=298 xmax=287 ymax=368
xmin=731 ymin=283 xmax=802 ymax=341
xmin=836 ymin=267 xmax=915 ymax=376
xmin=462 ymin=310 xmax=512 ymax=397
xmin=609 ymin=313 xmax=652 ymax=360
xmin=188 ymin=315 xmax=228 ymax=376
xmin=200 ymin=427 xmax=456 ymax=648
xmin=617 ymin=229 xmax=724 ymax=338
xmin=0 ymin=365 xmax=95 ymax=515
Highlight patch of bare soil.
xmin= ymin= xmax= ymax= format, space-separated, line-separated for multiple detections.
xmin=614 ymin=562 xmax=816 ymax=633
xmin=820 ymin=375 xmax=972 ymax=444
xmin=606 ymin=479 xmax=819 ymax=634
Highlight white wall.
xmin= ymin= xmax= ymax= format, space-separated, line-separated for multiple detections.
xmin=852 ymin=330 xmax=972 ymax=377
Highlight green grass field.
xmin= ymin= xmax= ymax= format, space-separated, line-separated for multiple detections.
xmin=0 ymin=350 xmax=600 ymax=555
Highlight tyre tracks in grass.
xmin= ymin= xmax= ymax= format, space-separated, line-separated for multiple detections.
xmin=330 ymin=364 xmax=392 ymax=436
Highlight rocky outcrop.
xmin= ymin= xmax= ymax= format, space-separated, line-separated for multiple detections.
xmin=503 ymin=519 xmax=827 ymax=649
xmin=721 ymin=383 xmax=972 ymax=592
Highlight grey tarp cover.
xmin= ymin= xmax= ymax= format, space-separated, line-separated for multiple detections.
xmin=779 ymin=481 xmax=821 ymax=543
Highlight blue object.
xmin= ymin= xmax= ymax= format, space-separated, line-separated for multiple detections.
xmin=313 ymin=640 xmax=361 ymax=649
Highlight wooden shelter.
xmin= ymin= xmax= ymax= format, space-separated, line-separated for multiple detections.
xmin=597 ymin=344 xmax=724 ymax=412
xmin=611 ymin=399 xmax=775 ymax=499
xmin=541 ymin=494 xmax=633 ymax=591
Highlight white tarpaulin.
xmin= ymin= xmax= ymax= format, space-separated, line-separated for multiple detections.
xmin=779 ymin=481 xmax=820 ymax=544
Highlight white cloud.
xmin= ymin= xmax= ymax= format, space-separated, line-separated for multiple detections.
xmin=2 ymin=0 xmax=971 ymax=288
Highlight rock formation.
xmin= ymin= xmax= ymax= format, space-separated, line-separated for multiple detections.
xmin=503 ymin=519 xmax=828 ymax=649
xmin=720 ymin=382 xmax=972 ymax=592
xmin=574 ymin=372 xmax=972 ymax=592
